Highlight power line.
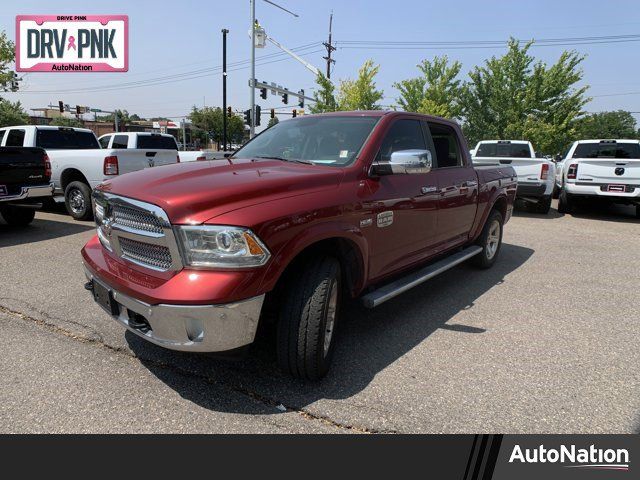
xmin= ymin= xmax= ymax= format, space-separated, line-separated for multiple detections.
xmin=17 ymin=43 xmax=323 ymax=94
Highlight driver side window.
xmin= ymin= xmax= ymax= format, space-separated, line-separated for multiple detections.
xmin=377 ymin=119 xmax=428 ymax=162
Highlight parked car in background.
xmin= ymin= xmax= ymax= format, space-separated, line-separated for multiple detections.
xmin=178 ymin=150 xmax=230 ymax=162
xmin=0 ymin=126 xmax=180 ymax=220
xmin=98 ymin=132 xmax=179 ymax=151
xmin=472 ymin=140 xmax=555 ymax=214
xmin=557 ymin=139 xmax=640 ymax=217
xmin=0 ymin=146 xmax=53 ymax=226
xmin=82 ymin=111 xmax=516 ymax=379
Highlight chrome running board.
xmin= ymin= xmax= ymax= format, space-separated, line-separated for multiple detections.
xmin=361 ymin=246 xmax=483 ymax=308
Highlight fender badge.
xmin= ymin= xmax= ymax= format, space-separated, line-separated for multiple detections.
xmin=377 ymin=211 xmax=394 ymax=228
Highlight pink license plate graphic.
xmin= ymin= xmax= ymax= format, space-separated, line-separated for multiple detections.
xmin=16 ymin=15 xmax=128 ymax=72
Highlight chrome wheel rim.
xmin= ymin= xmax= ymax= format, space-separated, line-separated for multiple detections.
xmin=323 ymin=281 xmax=338 ymax=357
xmin=486 ymin=220 xmax=500 ymax=260
xmin=68 ymin=189 xmax=85 ymax=215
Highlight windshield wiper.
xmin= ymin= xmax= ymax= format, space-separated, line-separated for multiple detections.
xmin=255 ymin=155 xmax=313 ymax=164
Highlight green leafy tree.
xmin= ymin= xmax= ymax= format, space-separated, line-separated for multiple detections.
xmin=461 ymin=38 xmax=589 ymax=153
xmin=267 ymin=116 xmax=279 ymax=128
xmin=394 ymin=56 xmax=464 ymax=118
xmin=309 ymin=73 xmax=337 ymax=113
xmin=336 ymin=59 xmax=384 ymax=110
xmin=573 ymin=110 xmax=639 ymax=140
xmin=49 ymin=117 xmax=84 ymax=128
xmin=100 ymin=109 xmax=138 ymax=125
xmin=0 ymin=99 xmax=29 ymax=127
xmin=189 ymin=106 xmax=244 ymax=145
xmin=0 ymin=31 xmax=16 ymax=89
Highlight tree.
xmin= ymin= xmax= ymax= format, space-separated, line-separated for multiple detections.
xmin=100 ymin=109 xmax=141 ymax=125
xmin=394 ymin=56 xmax=464 ymax=118
xmin=189 ymin=106 xmax=245 ymax=145
xmin=309 ymin=73 xmax=337 ymax=113
xmin=461 ymin=38 xmax=589 ymax=153
xmin=336 ymin=59 xmax=384 ymax=110
xmin=0 ymin=99 xmax=29 ymax=127
xmin=267 ymin=116 xmax=279 ymax=128
xmin=0 ymin=31 xmax=15 ymax=89
xmin=574 ymin=110 xmax=639 ymax=140
xmin=49 ymin=117 xmax=84 ymax=128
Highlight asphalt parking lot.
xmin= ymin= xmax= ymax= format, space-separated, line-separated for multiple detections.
xmin=0 ymin=202 xmax=638 ymax=433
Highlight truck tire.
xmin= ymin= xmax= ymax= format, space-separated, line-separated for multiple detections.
xmin=534 ymin=195 xmax=552 ymax=214
xmin=557 ymin=189 xmax=573 ymax=214
xmin=64 ymin=181 xmax=93 ymax=221
xmin=277 ymin=256 xmax=341 ymax=380
xmin=636 ymin=205 xmax=640 ymax=219
xmin=0 ymin=205 xmax=36 ymax=226
xmin=472 ymin=210 xmax=503 ymax=269
xmin=552 ymin=184 xmax=560 ymax=199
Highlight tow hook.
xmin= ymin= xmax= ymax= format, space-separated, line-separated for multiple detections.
xmin=84 ymin=280 xmax=94 ymax=292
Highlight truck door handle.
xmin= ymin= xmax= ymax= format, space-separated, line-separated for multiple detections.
xmin=420 ymin=186 xmax=438 ymax=195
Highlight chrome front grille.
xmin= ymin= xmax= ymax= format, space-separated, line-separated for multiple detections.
xmin=93 ymin=191 xmax=183 ymax=272
xmin=119 ymin=237 xmax=173 ymax=271
xmin=112 ymin=203 xmax=164 ymax=234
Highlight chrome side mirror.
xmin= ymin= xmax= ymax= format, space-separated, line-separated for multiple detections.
xmin=388 ymin=149 xmax=432 ymax=174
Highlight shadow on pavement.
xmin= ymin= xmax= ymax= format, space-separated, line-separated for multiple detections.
xmin=0 ymin=213 xmax=94 ymax=248
xmin=127 ymin=242 xmax=534 ymax=415
xmin=567 ymin=202 xmax=639 ymax=224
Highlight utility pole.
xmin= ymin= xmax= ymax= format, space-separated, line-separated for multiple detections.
xmin=181 ymin=119 xmax=187 ymax=150
xmin=115 ymin=111 xmax=119 ymax=132
xmin=222 ymin=28 xmax=229 ymax=151
xmin=322 ymin=12 xmax=336 ymax=79
xmin=249 ymin=0 xmax=256 ymax=138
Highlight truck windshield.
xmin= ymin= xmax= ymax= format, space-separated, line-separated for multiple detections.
xmin=233 ymin=116 xmax=379 ymax=166
xmin=137 ymin=135 xmax=178 ymax=150
xmin=36 ymin=129 xmax=99 ymax=149
xmin=573 ymin=143 xmax=640 ymax=159
xmin=476 ymin=143 xmax=532 ymax=158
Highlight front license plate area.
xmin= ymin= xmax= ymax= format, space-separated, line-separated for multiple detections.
xmin=607 ymin=184 xmax=626 ymax=193
xmin=93 ymin=281 xmax=119 ymax=316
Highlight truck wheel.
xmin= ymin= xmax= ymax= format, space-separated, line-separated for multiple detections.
xmin=472 ymin=210 xmax=503 ymax=269
xmin=557 ymin=189 xmax=573 ymax=214
xmin=64 ymin=181 xmax=93 ymax=221
xmin=277 ymin=256 xmax=341 ymax=380
xmin=534 ymin=195 xmax=552 ymax=214
xmin=552 ymin=185 xmax=560 ymax=199
xmin=636 ymin=205 xmax=640 ymax=219
xmin=0 ymin=206 xmax=36 ymax=226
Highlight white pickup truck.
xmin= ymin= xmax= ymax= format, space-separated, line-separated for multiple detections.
xmin=472 ymin=140 xmax=556 ymax=214
xmin=0 ymin=126 xmax=179 ymax=220
xmin=557 ymin=139 xmax=640 ymax=217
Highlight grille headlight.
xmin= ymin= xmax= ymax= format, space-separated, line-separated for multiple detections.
xmin=177 ymin=226 xmax=270 ymax=268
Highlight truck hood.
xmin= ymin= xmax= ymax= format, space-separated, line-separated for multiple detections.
xmin=97 ymin=158 xmax=344 ymax=224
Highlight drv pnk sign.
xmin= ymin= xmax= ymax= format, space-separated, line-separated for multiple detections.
xmin=16 ymin=15 xmax=128 ymax=72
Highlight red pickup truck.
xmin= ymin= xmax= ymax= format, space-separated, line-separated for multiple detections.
xmin=82 ymin=111 xmax=516 ymax=379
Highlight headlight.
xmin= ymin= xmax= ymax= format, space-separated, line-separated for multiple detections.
xmin=177 ymin=225 xmax=270 ymax=268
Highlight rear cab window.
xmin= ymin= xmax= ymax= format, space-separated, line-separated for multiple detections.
xmin=573 ymin=142 xmax=640 ymax=159
xmin=36 ymin=128 xmax=99 ymax=149
xmin=6 ymin=129 xmax=26 ymax=147
xmin=136 ymin=135 xmax=178 ymax=150
xmin=476 ymin=142 xmax=532 ymax=158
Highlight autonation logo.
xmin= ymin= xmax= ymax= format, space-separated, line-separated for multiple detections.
xmin=509 ymin=444 xmax=630 ymax=471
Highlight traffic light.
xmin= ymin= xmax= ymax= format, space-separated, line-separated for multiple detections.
xmin=298 ymin=89 xmax=304 ymax=108
xmin=292 ymin=109 xmax=297 ymax=118
xmin=259 ymin=86 xmax=267 ymax=100
xmin=10 ymin=72 xmax=19 ymax=92
xmin=270 ymin=108 xmax=275 ymax=119
xmin=282 ymin=92 xmax=288 ymax=104
xmin=227 ymin=106 xmax=232 ymax=118
xmin=244 ymin=109 xmax=251 ymax=125
xmin=255 ymin=105 xmax=261 ymax=126
xmin=76 ymin=105 xmax=82 ymax=115
xmin=58 ymin=101 xmax=64 ymax=113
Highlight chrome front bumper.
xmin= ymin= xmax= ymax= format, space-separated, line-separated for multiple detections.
xmin=0 ymin=183 xmax=54 ymax=202
xmin=83 ymin=265 xmax=265 ymax=352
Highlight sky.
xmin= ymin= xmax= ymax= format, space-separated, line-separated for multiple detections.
xmin=2 ymin=0 xmax=640 ymax=125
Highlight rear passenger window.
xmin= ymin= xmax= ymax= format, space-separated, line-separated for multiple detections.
xmin=6 ymin=129 xmax=26 ymax=147
xmin=99 ymin=136 xmax=111 ymax=149
xmin=428 ymin=123 xmax=463 ymax=168
xmin=378 ymin=119 xmax=427 ymax=162
xmin=112 ymin=135 xmax=128 ymax=149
